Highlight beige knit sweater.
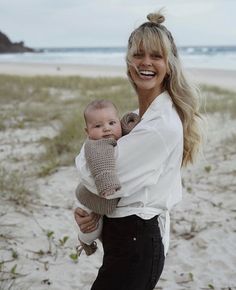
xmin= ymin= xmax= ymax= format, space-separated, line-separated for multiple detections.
xmin=75 ymin=112 xmax=140 ymax=215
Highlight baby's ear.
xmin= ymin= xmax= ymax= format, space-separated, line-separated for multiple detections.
xmin=84 ymin=127 xmax=89 ymax=135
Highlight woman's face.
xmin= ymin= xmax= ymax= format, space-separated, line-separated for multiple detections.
xmin=128 ymin=46 xmax=168 ymax=96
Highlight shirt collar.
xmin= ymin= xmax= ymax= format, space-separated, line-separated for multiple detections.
xmin=140 ymin=91 xmax=172 ymax=121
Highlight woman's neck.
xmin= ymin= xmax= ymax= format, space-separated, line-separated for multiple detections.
xmin=138 ymin=88 xmax=164 ymax=118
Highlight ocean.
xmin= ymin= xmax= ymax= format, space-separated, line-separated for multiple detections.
xmin=0 ymin=46 xmax=236 ymax=71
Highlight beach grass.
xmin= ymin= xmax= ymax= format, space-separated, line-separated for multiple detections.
xmin=0 ymin=74 xmax=137 ymax=186
xmin=200 ymin=84 xmax=236 ymax=118
xmin=0 ymin=167 xmax=34 ymax=206
xmin=1 ymin=74 xmax=235 ymax=180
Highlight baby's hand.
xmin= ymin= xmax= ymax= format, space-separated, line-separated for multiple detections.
xmin=101 ymin=186 xmax=122 ymax=197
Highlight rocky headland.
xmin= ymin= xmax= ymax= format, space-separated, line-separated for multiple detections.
xmin=0 ymin=31 xmax=35 ymax=53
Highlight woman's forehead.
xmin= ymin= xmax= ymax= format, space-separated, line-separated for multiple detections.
xmin=130 ymin=38 xmax=163 ymax=54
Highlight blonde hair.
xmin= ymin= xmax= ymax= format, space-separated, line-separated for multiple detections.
xmin=126 ymin=10 xmax=202 ymax=166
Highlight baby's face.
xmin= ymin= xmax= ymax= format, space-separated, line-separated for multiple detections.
xmin=85 ymin=107 xmax=122 ymax=140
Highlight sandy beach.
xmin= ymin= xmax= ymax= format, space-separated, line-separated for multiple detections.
xmin=0 ymin=62 xmax=126 ymax=78
xmin=1 ymin=61 xmax=236 ymax=91
xmin=0 ymin=63 xmax=236 ymax=290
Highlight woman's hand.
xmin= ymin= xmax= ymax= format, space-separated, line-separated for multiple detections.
xmin=74 ymin=207 xmax=101 ymax=233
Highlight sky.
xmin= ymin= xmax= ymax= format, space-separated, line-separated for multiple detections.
xmin=0 ymin=0 xmax=235 ymax=48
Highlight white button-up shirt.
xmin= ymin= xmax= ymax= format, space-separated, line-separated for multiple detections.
xmin=75 ymin=91 xmax=183 ymax=255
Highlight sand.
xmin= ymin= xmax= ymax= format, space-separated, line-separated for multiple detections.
xmin=0 ymin=62 xmax=236 ymax=290
xmin=0 ymin=62 xmax=126 ymax=78
xmin=0 ymin=61 xmax=236 ymax=91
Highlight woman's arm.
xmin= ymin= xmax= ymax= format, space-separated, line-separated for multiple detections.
xmin=76 ymin=122 xmax=175 ymax=198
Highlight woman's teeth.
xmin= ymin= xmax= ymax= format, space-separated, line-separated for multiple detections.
xmin=139 ymin=70 xmax=156 ymax=76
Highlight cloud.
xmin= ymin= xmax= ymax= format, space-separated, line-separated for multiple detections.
xmin=0 ymin=0 xmax=235 ymax=46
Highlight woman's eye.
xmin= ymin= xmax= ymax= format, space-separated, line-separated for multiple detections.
xmin=152 ymin=53 xmax=162 ymax=59
xmin=133 ymin=53 xmax=143 ymax=58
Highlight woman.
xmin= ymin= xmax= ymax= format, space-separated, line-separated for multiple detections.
xmin=74 ymin=10 xmax=202 ymax=290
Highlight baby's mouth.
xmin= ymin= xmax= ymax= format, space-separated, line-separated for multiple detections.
xmin=103 ymin=134 xmax=114 ymax=139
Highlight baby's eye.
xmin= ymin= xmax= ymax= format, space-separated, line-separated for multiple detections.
xmin=95 ymin=124 xmax=101 ymax=128
xmin=109 ymin=121 xmax=116 ymax=125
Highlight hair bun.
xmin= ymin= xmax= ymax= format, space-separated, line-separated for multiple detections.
xmin=147 ymin=12 xmax=165 ymax=24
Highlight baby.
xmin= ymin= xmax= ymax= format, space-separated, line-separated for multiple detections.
xmin=75 ymin=99 xmax=140 ymax=255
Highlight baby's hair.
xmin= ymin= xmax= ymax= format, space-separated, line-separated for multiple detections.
xmin=84 ymin=99 xmax=119 ymax=124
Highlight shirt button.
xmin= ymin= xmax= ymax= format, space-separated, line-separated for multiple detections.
xmin=133 ymin=237 xmax=137 ymax=241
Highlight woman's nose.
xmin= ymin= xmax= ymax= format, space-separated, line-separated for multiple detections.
xmin=141 ymin=55 xmax=152 ymax=66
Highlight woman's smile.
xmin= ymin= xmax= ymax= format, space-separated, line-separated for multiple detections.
xmin=138 ymin=69 xmax=157 ymax=80
xmin=129 ymin=48 xmax=168 ymax=96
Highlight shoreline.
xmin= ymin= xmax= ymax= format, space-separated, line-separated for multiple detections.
xmin=0 ymin=62 xmax=236 ymax=91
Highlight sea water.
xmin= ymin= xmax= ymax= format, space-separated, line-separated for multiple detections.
xmin=0 ymin=46 xmax=236 ymax=71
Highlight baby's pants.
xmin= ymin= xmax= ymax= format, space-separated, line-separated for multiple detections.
xmin=77 ymin=202 xmax=102 ymax=245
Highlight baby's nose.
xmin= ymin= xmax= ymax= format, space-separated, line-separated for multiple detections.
xmin=103 ymin=125 xmax=111 ymax=131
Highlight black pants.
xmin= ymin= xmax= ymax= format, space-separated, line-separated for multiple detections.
xmin=91 ymin=215 xmax=165 ymax=290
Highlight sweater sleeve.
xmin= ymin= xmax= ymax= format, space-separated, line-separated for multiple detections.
xmin=75 ymin=183 xmax=119 ymax=215
xmin=120 ymin=112 xmax=140 ymax=135
xmin=84 ymin=138 xmax=121 ymax=197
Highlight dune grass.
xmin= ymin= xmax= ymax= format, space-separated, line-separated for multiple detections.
xmin=0 ymin=74 xmax=235 ymax=180
xmin=0 ymin=74 xmax=137 ymax=183
xmin=0 ymin=167 xmax=34 ymax=206
xmin=37 ymin=77 xmax=137 ymax=170
xmin=200 ymin=84 xmax=236 ymax=118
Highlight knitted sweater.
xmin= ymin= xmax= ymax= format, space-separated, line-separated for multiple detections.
xmin=76 ymin=112 xmax=140 ymax=215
